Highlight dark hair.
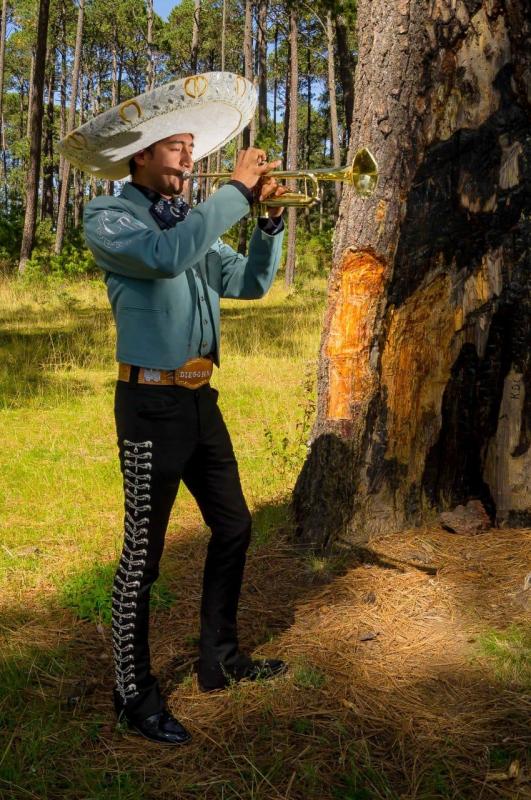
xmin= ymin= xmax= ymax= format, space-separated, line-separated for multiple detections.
xmin=129 ymin=144 xmax=154 ymax=176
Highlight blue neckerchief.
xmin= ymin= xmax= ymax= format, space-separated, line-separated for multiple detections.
xmin=131 ymin=182 xmax=190 ymax=229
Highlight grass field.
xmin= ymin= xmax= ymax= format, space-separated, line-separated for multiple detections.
xmin=0 ymin=275 xmax=530 ymax=800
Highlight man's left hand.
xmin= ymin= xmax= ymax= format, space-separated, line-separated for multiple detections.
xmin=257 ymin=176 xmax=287 ymax=217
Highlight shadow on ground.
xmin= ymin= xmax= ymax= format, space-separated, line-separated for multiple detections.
xmin=1 ymin=504 xmax=530 ymax=799
xmin=0 ymin=305 xmax=113 ymax=406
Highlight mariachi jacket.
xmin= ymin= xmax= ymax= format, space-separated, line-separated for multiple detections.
xmin=83 ymin=182 xmax=284 ymax=370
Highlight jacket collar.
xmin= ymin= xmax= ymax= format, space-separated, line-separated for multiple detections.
xmin=120 ymin=181 xmax=156 ymax=208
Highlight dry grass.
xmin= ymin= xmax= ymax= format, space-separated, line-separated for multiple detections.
xmin=2 ymin=526 xmax=529 ymax=799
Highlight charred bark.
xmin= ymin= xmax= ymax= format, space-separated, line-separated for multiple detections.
xmin=293 ymin=0 xmax=531 ymax=547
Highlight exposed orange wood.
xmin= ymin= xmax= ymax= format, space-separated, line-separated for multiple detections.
xmin=326 ymin=250 xmax=386 ymax=420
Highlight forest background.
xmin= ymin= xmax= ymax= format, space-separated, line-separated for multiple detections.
xmin=1 ymin=0 xmax=357 ymax=281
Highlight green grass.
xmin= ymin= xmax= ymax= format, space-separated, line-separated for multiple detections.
xmin=57 ymin=561 xmax=175 ymax=623
xmin=0 ymin=273 xmax=326 ymax=799
xmin=292 ymin=661 xmax=326 ymax=690
xmin=0 ymin=275 xmax=325 ymax=601
xmin=477 ymin=624 xmax=531 ymax=688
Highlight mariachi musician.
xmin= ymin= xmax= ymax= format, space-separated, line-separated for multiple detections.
xmin=59 ymin=71 xmax=288 ymax=746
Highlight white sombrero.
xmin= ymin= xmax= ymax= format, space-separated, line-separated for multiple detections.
xmin=58 ymin=72 xmax=257 ymax=180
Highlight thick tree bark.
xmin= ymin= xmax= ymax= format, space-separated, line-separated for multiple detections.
xmin=284 ymin=7 xmax=298 ymax=288
xmin=294 ymin=0 xmax=531 ymax=547
xmin=55 ymin=0 xmax=84 ymax=254
xmin=18 ymin=0 xmax=51 ymax=273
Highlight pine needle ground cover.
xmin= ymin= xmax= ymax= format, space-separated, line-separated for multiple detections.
xmin=0 ymin=277 xmax=530 ymax=800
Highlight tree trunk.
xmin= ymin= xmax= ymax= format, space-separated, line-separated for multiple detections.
xmin=237 ymin=0 xmax=255 ymax=256
xmin=26 ymin=53 xmax=34 ymax=139
xmin=293 ymin=0 xmax=531 ymax=547
xmin=216 ymin=0 xmax=227 ymax=173
xmin=55 ymin=0 xmax=84 ymax=255
xmin=273 ymin=22 xmax=278 ymax=136
xmin=190 ymin=0 xmax=200 ymax=73
xmin=0 ymin=0 xmax=8 ymax=209
xmin=326 ymin=10 xmax=341 ymax=203
xmin=257 ymin=0 xmax=268 ymax=132
xmin=18 ymin=0 xmax=51 ymax=272
xmin=146 ymin=0 xmax=154 ymax=90
xmin=284 ymin=7 xmax=298 ymax=288
xmin=41 ymin=56 xmax=55 ymax=221
xmin=335 ymin=13 xmax=355 ymax=142
xmin=58 ymin=0 xmax=67 ymax=201
xmin=243 ymin=0 xmax=255 ymax=145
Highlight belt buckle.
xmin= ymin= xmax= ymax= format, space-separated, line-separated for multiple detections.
xmin=143 ymin=369 xmax=162 ymax=383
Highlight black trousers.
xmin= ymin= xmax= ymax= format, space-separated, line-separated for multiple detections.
xmin=112 ymin=379 xmax=252 ymax=720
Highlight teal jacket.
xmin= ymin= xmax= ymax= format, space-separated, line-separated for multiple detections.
xmin=83 ymin=182 xmax=284 ymax=370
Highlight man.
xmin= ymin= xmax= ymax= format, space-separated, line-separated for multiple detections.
xmin=61 ymin=72 xmax=288 ymax=746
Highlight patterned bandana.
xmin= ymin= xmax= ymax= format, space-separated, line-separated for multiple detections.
xmin=131 ymin=183 xmax=190 ymax=229
xmin=149 ymin=195 xmax=190 ymax=229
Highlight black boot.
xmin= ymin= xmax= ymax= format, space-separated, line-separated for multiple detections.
xmin=114 ymin=692 xmax=191 ymax=746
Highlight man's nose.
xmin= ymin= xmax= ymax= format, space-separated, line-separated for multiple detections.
xmin=180 ymin=147 xmax=193 ymax=166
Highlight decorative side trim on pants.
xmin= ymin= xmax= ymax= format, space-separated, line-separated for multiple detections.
xmin=112 ymin=439 xmax=153 ymax=702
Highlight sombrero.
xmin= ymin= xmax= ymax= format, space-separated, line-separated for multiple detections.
xmin=58 ymin=72 xmax=257 ymax=180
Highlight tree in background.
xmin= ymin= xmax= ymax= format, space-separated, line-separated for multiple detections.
xmin=0 ymin=0 xmax=9 ymax=208
xmin=2 ymin=0 xmax=358 ymax=269
xmin=18 ymin=0 xmax=50 ymax=273
xmin=54 ymin=0 xmax=84 ymax=255
xmin=284 ymin=3 xmax=297 ymax=286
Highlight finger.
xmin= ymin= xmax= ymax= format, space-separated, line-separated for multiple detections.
xmin=249 ymin=147 xmax=267 ymax=163
xmin=258 ymin=185 xmax=276 ymax=201
xmin=235 ymin=149 xmax=247 ymax=167
xmin=259 ymin=159 xmax=282 ymax=174
xmin=259 ymin=176 xmax=277 ymax=190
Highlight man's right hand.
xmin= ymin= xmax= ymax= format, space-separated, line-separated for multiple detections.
xmin=231 ymin=148 xmax=282 ymax=190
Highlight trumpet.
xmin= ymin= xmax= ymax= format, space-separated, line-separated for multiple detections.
xmin=182 ymin=147 xmax=378 ymax=207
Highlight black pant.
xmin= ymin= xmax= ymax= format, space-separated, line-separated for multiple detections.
xmin=112 ymin=380 xmax=252 ymax=720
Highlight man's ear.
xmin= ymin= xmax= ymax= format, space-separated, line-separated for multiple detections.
xmin=133 ymin=149 xmax=147 ymax=170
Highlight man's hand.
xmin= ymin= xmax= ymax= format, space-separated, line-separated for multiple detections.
xmin=257 ymin=176 xmax=287 ymax=218
xmin=231 ymin=148 xmax=281 ymax=191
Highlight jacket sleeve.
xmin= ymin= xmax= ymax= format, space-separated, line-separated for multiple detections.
xmin=83 ymin=184 xmax=250 ymax=280
xmin=219 ymin=223 xmax=284 ymax=299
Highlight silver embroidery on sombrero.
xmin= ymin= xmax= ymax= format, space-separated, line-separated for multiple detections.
xmin=112 ymin=439 xmax=153 ymax=702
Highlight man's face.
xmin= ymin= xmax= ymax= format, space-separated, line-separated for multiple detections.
xmin=133 ymin=133 xmax=195 ymax=197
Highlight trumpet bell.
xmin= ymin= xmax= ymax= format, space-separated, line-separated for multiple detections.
xmin=309 ymin=147 xmax=378 ymax=197
xmin=351 ymin=147 xmax=379 ymax=197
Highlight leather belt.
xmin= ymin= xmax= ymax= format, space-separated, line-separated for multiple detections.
xmin=118 ymin=357 xmax=213 ymax=389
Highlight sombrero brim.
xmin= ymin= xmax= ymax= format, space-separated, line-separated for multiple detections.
xmin=58 ymin=72 xmax=257 ymax=180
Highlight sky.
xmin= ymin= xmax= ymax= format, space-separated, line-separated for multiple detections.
xmin=153 ymin=0 xmax=180 ymax=20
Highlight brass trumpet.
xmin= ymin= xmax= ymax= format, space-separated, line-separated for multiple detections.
xmin=183 ymin=147 xmax=378 ymax=207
